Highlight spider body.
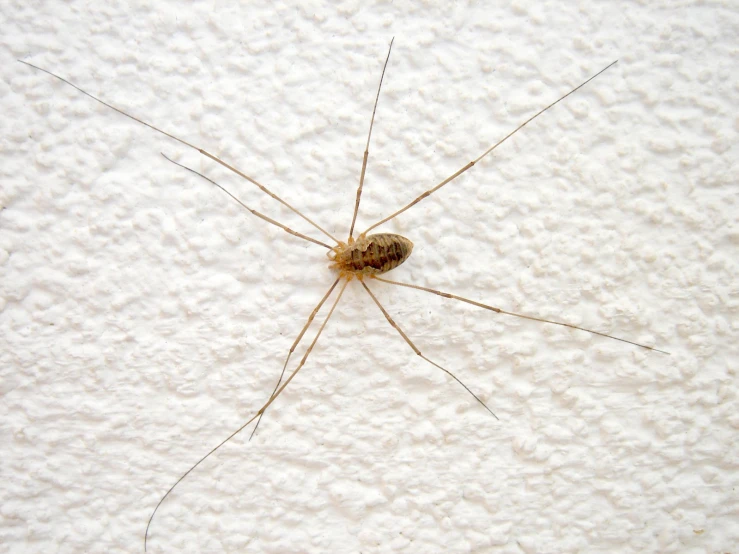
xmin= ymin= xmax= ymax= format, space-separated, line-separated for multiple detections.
xmin=329 ymin=233 xmax=414 ymax=277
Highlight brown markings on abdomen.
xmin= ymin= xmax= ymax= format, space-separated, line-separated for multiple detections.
xmin=332 ymin=233 xmax=413 ymax=276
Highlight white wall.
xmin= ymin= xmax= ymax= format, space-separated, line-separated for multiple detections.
xmin=2 ymin=1 xmax=736 ymax=552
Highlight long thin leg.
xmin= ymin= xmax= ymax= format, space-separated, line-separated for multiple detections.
xmin=144 ymin=278 xmax=349 ymax=551
xmin=374 ymin=275 xmax=669 ymax=354
xmin=18 ymin=60 xmax=340 ymax=245
xmin=362 ymin=60 xmax=619 ymax=235
xmin=360 ymin=279 xmax=498 ymax=420
xmin=348 ymin=38 xmax=394 ymax=240
xmin=162 ymin=154 xmax=333 ymax=249
xmin=249 ymin=277 xmax=341 ymax=440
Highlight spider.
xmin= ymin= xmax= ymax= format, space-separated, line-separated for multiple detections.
xmin=20 ymin=38 xmax=667 ymax=551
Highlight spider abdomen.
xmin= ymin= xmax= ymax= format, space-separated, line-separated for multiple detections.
xmin=330 ymin=233 xmax=413 ymax=276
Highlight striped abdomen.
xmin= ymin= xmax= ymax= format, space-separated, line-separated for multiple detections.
xmin=331 ymin=233 xmax=413 ymax=276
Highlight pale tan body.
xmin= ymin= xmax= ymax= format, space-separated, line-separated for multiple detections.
xmin=330 ymin=233 xmax=414 ymax=277
xmin=20 ymin=41 xmax=668 ymax=551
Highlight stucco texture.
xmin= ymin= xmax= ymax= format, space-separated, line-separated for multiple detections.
xmin=2 ymin=1 xmax=737 ymax=553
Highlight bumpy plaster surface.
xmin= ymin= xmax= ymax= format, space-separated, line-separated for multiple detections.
xmin=2 ymin=2 xmax=736 ymax=552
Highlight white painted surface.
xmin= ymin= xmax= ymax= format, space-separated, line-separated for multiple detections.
xmin=2 ymin=1 xmax=736 ymax=553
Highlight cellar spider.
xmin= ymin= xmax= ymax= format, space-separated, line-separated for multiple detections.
xmin=20 ymin=38 xmax=668 ymax=551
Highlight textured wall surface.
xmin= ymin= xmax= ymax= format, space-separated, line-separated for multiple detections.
xmin=2 ymin=1 xmax=736 ymax=553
